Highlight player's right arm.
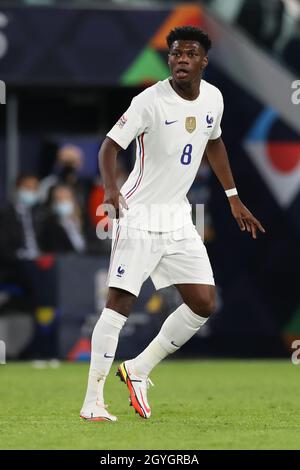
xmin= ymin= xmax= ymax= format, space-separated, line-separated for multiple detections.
xmin=100 ymin=87 xmax=154 ymax=219
xmin=99 ymin=136 xmax=128 ymax=219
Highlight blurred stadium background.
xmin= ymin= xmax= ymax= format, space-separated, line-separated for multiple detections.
xmin=0 ymin=0 xmax=299 ymax=366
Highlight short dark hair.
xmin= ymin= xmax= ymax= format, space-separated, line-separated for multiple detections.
xmin=166 ymin=26 xmax=212 ymax=54
xmin=16 ymin=174 xmax=39 ymax=187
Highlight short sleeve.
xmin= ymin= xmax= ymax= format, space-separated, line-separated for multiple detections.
xmin=209 ymin=92 xmax=224 ymax=140
xmin=106 ymin=89 xmax=154 ymax=150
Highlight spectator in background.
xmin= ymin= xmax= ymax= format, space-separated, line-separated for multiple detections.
xmin=40 ymin=185 xmax=87 ymax=254
xmin=0 ymin=174 xmax=44 ymax=314
xmin=236 ymin=0 xmax=285 ymax=49
xmin=0 ymin=174 xmax=42 ymax=263
xmin=40 ymin=184 xmax=106 ymax=255
xmin=38 ymin=144 xmax=91 ymax=209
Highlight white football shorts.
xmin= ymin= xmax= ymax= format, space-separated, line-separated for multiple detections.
xmin=106 ymin=222 xmax=215 ymax=297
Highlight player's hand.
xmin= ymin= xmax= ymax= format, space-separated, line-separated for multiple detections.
xmin=103 ymin=185 xmax=128 ymax=219
xmin=229 ymin=196 xmax=265 ymax=239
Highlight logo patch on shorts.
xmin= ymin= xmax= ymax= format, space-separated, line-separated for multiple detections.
xmin=116 ymin=265 xmax=125 ymax=277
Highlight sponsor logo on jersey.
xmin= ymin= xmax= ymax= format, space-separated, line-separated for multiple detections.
xmin=165 ymin=119 xmax=178 ymax=125
xmin=206 ymin=113 xmax=214 ymax=128
xmin=185 ymin=116 xmax=196 ymax=133
xmin=116 ymin=265 xmax=125 ymax=277
xmin=117 ymin=114 xmax=127 ymax=129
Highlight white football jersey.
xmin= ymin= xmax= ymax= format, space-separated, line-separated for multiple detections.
xmin=107 ymin=78 xmax=224 ymax=231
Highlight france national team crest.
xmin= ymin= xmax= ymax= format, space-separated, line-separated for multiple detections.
xmin=116 ymin=265 xmax=125 ymax=278
xmin=185 ymin=116 xmax=196 ymax=133
xmin=206 ymin=113 xmax=214 ymax=128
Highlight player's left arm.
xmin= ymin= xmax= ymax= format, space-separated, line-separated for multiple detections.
xmin=205 ymin=137 xmax=266 ymax=239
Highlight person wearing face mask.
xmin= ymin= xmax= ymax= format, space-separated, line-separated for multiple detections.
xmin=40 ymin=185 xmax=87 ymax=254
xmin=0 ymin=175 xmax=44 ymax=318
xmin=38 ymin=144 xmax=91 ymax=211
xmin=0 ymin=175 xmax=42 ymax=263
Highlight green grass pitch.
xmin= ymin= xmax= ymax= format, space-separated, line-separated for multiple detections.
xmin=0 ymin=360 xmax=299 ymax=450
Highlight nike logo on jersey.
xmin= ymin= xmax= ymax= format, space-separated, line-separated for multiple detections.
xmin=104 ymin=353 xmax=114 ymax=358
xmin=165 ymin=120 xmax=178 ymax=125
xmin=171 ymin=341 xmax=180 ymax=348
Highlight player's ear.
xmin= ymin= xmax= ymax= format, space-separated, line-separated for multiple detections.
xmin=202 ymin=56 xmax=208 ymax=70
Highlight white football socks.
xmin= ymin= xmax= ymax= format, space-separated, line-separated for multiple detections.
xmin=82 ymin=308 xmax=127 ymax=408
xmin=128 ymin=303 xmax=208 ymax=378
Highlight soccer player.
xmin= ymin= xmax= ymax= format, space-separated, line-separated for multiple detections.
xmin=80 ymin=26 xmax=265 ymax=421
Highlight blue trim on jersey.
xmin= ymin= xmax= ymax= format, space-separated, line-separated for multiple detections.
xmin=125 ymin=133 xmax=145 ymax=199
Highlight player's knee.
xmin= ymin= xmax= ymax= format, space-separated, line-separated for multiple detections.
xmin=186 ymin=293 xmax=215 ymax=318
xmin=106 ymin=297 xmax=134 ymax=317
xmin=106 ymin=288 xmax=136 ymax=317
